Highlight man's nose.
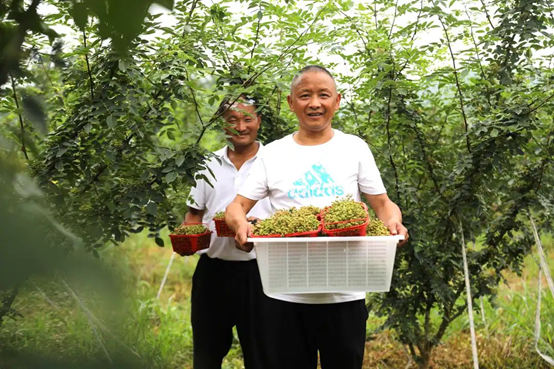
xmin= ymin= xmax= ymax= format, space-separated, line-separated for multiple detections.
xmin=308 ymin=97 xmax=321 ymax=109
xmin=235 ymin=120 xmax=245 ymax=131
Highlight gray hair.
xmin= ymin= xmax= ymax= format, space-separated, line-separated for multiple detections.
xmin=290 ymin=65 xmax=337 ymax=93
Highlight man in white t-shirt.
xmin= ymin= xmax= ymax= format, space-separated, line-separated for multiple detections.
xmin=185 ymin=95 xmax=273 ymax=369
xmin=226 ymin=66 xmax=408 ymax=369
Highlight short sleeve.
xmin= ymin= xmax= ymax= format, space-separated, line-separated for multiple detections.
xmin=187 ymin=173 xmax=207 ymax=210
xmin=238 ymin=156 xmax=269 ymax=201
xmin=358 ymin=142 xmax=387 ymax=195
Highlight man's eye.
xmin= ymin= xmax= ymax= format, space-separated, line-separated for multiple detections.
xmin=320 ymin=94 xmax=330 ymax=98
xmin=245 ymin=119 xmax=252 ymax=123
xmin=300 ymin=94 xmax=309 ymax=98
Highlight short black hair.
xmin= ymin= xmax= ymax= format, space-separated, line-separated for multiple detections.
xmin=290 ymin=65 xmax=336 ymax=92
xmin=217 ymin=93 xmax=259 ymax=117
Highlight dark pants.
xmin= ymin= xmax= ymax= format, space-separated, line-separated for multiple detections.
xmin=268 ymin=298 xmax=369 ymax=369
xmin=192 ymin=254 xmax=368 ymax=369
xmin=191 ymin=254 xmax=276 ymax=369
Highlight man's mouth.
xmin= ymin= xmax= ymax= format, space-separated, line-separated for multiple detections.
xmin=307 ymin=112 xmax=323 ymax=117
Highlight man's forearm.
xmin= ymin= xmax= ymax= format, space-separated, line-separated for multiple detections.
xmin=225 ymin=202 xmax=248 ymax=233
xmin=375 ymin=200 xmax=402 ymax=223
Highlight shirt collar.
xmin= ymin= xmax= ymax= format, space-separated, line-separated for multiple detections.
xmin=217 ymin=141 xmax=264 ymax=167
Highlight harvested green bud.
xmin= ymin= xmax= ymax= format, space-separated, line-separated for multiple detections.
xmin=323 ymin=196 xmax=368 ymax=230
xmin=172 ymin=224 xmax=208 ymax=235
xmin=213 ymin=211 xmax=226 ymax=220
xmin=253 ymin=206 xmax=321 ymax=236
xmin=366 ymin=218 xmax=390 ymax=236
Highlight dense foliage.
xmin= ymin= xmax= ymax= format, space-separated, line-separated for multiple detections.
xmin=1 ymin=0 xmax=553 ymax=367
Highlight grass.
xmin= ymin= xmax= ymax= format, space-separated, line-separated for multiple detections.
xmin=0 ymin=231 xmax=552 ymax=368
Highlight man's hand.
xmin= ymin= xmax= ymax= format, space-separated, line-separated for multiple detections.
xmin=385 ymin=219 xmax=409 ymax=247
xmin=235 ymin=222 xmax=255 ymax=252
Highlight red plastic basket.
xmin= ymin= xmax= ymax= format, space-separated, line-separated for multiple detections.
xmin=322 ymin=202 xmax=369 ymax=237
xmin=285 ymin=225 xmax=322 ymax=238
xmin=169 ymin=223 xmax=212 ymax=256
xmin=213 ymin=218 xmax=235 ymax=237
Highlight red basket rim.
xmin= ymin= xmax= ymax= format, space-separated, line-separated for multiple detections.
xmin=321 ymin=202 xmax=369 ymax=232
xmin=170 ymin=231 xmax=212 ymax=238
xmin=284 ymin=225 xmax=322 ymax=237
xmin=171 ymin=222 xmax=212 ymax=237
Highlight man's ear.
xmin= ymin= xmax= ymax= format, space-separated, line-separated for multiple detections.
xmin=287 ymin=95 xmax=294 ymax=112
xmin=335 ymin=93 xmax=342 ymax=111
xmin=256 ymin=114 xmax=262 ymax=128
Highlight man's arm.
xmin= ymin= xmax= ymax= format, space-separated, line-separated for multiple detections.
xmin=363 ymin=193 xmax=408 ymax=246
xmin=226 ymin=195 xmax=258 ymax=250
xmin=184 ymin=207 xmax=204 ymax=223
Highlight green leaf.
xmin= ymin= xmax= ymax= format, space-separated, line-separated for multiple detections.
xmin=56 ymin=147 xmax=69 ymax=157
xmin=107 ymin=115 xmax=115 ymax=128
xmin=165 ymin=171 xmax=178 ymax=183
xmin=146 ymin=202 xmax=157 ymax=216
xmin=119 ymin=59 xmax=129 ymax=72
xmin=257 ymin=10 xmax=263 ymax=20
xmin=71 ymin=2 xmax=88 ymax=30
xmin=155 ymin=237 xmax=165 ymax=247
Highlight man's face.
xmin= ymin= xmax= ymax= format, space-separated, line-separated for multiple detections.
xmin=287 ymin=71 xmax=341 ymax=133
xmin=223 ymin=102 xmax=261 ymax=148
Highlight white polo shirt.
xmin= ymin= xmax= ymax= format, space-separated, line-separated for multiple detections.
xmin=187 ymin=143 xmax=272 ymax=261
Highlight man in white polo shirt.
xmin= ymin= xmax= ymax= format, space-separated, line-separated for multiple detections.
xmin=185 ymin=95 xmax=272 ymax=369
xmin=226 ymin=66 xmax=409 ymax=369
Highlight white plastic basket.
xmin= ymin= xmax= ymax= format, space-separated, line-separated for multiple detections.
xmin=248 ymin=236 xmax=403 ymax=294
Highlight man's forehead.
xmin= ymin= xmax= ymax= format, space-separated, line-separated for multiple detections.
xmin=292 ymin=71 xmax=336 ymax=92
xmin=223 ymin=102 xmax=257 ymax=117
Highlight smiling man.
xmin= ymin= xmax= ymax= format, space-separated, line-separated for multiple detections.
xmin=225 ymin=66 xmax=408 ymax=369
xmin=184 ymin=95 xmax=273 ymax=369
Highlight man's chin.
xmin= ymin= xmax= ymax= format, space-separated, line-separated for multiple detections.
xmin=299 ymin=121 xmax=332 ymax=133
xmin=229 ymin=138 xmax=255 ymax=147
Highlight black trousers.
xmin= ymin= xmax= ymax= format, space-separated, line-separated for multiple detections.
xmin=192 ymin=254 xmax=368 ymax=369
xmin=191 ymin=254 xmax=276 ymax=369
xmin=268 ymin=298 xmax=369 ymax=369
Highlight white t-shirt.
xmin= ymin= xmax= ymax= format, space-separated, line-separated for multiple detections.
xmin=187 ymin=143 xmax=272 ymax=261
xmin=239 ymin=129 xmax=387 ymax=304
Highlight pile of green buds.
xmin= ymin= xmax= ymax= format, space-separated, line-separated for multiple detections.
xmin=366 ymin=218 xmax=390 ymax=236
xmin=253 ymin=206 xmax=321 ymax=236
xmin=323 ymin=196 xmax=368 ymax=230
xmin=213 ymin=211 xmax=226 ymax=220
xmin=172 ymin=224 xmax=208 ymax=235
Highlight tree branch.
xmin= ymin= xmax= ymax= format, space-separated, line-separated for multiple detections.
xmin=526 ymin=90 xmax=554 ymax=114
xmin=433 ymin=285 xmax=465 ymax=344
xmin=479 ymin=0 xmax=495 ymax=29
xmin=412 ymin=123 xmax=443 ymax=198
xmin=374 ymin=1 xmax=378 ymax=30
xmin=464 ymin=7 xmax=492 ymax=108
xmin=386 ymin=80 xmax=401 ymax=203
xmin=248 ymin=1 xmax=263 ymax=74
xmin=388 ymin=0 xmax=400 ymax=39
xmin=82 ymin=30 xmax=95 ymax=100
xmin=439 ymin=16 xmax=471 ymax=153
xmin=10 ymin=73 xmax=29 ymax=160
